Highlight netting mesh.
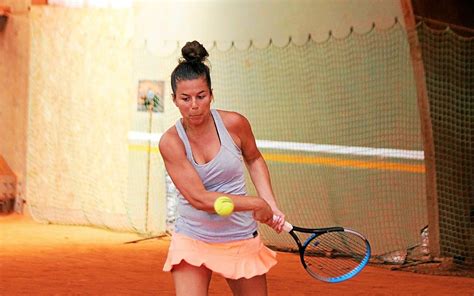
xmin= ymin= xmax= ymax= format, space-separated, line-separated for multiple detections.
xmin=28 ymin=8 xmax=474 ymax=265
xmin=150 ymin=22 xmax=427 ymax=257
xmin=417 ymin=22 xmax=474 ymax=265
xmin=26 ymin=16 xmax=430 ymax=258
xmin=206 ymin=22 xmax=426 ymax=257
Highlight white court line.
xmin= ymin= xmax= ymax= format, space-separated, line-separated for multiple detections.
xmin=128 ymin=131 xmax=424 ymax=160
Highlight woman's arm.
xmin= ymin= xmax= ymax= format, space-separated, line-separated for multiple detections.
xmin=159 ymin=127 xmax=273 ymax=223
xmin=225 ymin=112 xmax=286 ymax=231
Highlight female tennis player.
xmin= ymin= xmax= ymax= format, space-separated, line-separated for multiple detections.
xmin=159 ymin=40 xmax=286 ymax=296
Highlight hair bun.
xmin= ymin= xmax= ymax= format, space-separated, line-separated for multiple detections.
xmin=181 ymin=41 xmax=209 ymax=63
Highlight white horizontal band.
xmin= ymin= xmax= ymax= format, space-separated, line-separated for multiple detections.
xmin=128 ymin=131 xmax=162 ymax=143
xmin=128 ymin=132 xmax=424 ymax=160
xmin=256 ymin=140 xmax=424 ymax=160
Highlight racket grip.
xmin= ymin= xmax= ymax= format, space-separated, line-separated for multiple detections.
xmin=273 ymin=215 xmax=293 ymax=232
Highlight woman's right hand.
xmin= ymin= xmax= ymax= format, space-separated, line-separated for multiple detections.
xmin=252 ymin=199 xmax=274 ymax=225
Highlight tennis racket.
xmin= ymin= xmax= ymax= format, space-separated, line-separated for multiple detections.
xmin=275 ymin=216 xmax=371 ymax=283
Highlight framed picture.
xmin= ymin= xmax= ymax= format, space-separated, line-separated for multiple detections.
xmin=137 ymin=80 xmax=164 ymax=113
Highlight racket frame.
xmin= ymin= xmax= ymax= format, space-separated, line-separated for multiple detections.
xmin=285 ymin=223 xmax=371 ymax=283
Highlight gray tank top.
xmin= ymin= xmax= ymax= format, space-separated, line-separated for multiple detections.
xmin=174 ymin=109 xmax=257 ymax=243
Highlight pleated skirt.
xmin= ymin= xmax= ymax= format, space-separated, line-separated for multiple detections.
xmin=163 ymin=232 xmax=277 ymax=280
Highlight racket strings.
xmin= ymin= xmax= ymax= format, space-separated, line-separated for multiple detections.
xmin=311 ymin=234 xmax=367 ymax=257
xmin=303 ymin=231 xmax=368 ymax=279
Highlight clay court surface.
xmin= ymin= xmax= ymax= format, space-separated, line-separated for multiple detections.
xmin=1 ymin=214 xmax=473 ymax=295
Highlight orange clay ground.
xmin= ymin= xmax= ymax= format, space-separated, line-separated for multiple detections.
xmin=1 ymin=214 xmax=473 ymax=295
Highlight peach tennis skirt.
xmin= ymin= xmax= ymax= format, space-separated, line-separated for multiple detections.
xmin=163 ymin=232 xmax=277 ymax=280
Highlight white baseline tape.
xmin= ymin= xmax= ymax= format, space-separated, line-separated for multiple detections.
xmin=128 ymin=132 xmax=424 ymax=160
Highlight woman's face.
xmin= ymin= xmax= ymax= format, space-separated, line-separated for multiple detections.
xmin=173 ymin=76 xmax=213 ymax=126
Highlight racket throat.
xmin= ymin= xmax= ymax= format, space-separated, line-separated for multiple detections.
xmin=289 ymin=231 xmax=308 ymax=268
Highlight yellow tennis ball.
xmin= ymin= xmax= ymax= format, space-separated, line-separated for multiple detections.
xmin=214 ymin=196 xmax=234 ymax=216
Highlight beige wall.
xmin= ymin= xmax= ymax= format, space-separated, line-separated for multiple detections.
xmin=1 ymin=0 xmax=30 ymax=13
xmin=27 ymin=6 xmax=135 ymax=226
xmin=135 ymin=0 xmax=404 ymax=50
xmin=0 ymin=0 xmax=31 ymax=208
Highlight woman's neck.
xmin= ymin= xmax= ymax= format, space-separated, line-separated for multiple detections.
xmin=182 ymin=111 xmax=214 ymax=136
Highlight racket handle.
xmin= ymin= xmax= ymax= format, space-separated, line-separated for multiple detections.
xmin=273 ymin=215 xmax=293 ymax=232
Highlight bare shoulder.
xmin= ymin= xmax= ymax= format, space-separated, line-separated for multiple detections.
xmin=216 ymin=109 xmax=254 ymax=149
xmin=159 ymin=126 xmax=185 ymax=157
xmin=216 ymin=109 xmax=251 ymax=132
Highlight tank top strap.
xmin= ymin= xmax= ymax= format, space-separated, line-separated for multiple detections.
xmin=211 ymin=109 xmax=241 ymax=154
xmin=175 ymin=119 xmax=194 ymax=162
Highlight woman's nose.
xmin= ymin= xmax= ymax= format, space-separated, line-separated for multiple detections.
xmin=191 ymin=98 xmax=198 ymax=108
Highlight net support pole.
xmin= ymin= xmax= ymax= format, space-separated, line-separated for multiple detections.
xmin=400 ymin=0 xmax=440 ymax=257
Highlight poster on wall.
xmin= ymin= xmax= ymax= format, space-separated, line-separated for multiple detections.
xmin=137 ymin=80 xmax=164 ymax=113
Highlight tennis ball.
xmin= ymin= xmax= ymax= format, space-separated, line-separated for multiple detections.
xmin=214 ymin=196 xmax=234 ymax=217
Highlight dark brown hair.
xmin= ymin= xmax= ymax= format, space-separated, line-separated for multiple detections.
xmin=171 ymin=41 xmax=212 ymax=95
